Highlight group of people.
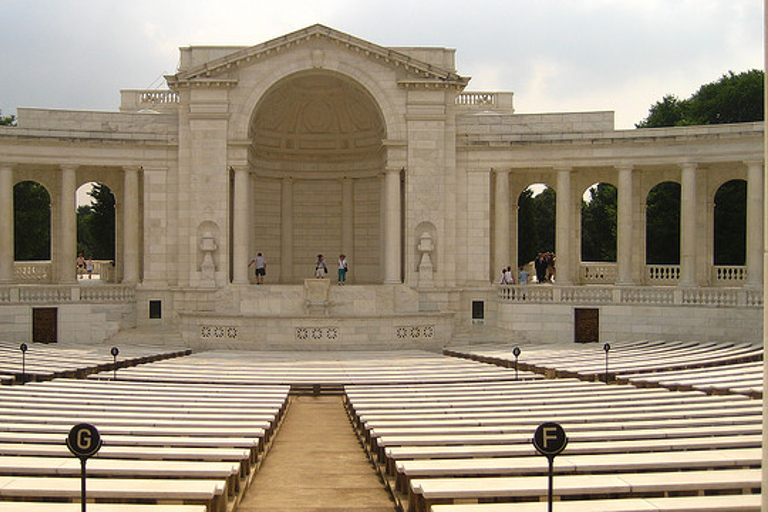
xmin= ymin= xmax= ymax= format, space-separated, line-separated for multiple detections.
xmin=534 ymin=252 xmax=556 ymax=283
xmin=75 ymin=253 xmax=95 ymax=279
xmin=247 ymin=253 xmax=350 ymax=285
xmin=499 ymin=266 xmax=529 ymax=285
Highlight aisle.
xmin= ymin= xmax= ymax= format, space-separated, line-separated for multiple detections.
xmin=237 ymin=395 xmax=396 ymax=512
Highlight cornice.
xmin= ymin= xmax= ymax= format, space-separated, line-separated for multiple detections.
xmin=165 ymin=78 xmax=239 ymax=90
xmin=169 ymin=24 xmax=469 ymax=86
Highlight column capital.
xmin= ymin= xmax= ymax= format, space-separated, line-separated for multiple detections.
xmin=678 ymin=161 xmax=699 ymax=172
xmin=615 ymin=163 xmax=634 ymax=172
xmin=60 ymin=163 xmax=79 ymax=172
xmin=743 ymin=159 xmax=764 ymax=169
xmin=0 ymin=162 xmax=15 ymax=172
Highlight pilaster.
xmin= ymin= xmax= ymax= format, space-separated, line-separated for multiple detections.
xmin=59 ymin=164 xmax=77 ymax=284
xmin=0 ymin=164 xmax=13 ymax=283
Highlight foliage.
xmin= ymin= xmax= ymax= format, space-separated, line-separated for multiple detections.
xmin=581 ymin=183 xmax=617 ymax=262
xmin=77 ymin=183 xmax=115 ymax=260
xmin=14 ymin=181 xmax=50 ymax=260
xmin=637 ymin=70 xmax=764 ymax=128
xmin=646 ymin=182 xmax=681 ymax=264
xmin=0 ymin=110 xmax=15 ymax=126
xmin=517 ymin=186 xmax=555 ymax=266
xmin=714 ymin=180 xmax=746 ymax=265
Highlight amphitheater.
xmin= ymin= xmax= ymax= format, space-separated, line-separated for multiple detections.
xmin=0 ymin=24 xmax=765 ymax=511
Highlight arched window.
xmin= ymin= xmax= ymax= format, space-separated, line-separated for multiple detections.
xmin=581 ymin=182 xmax=617 ymax=262
xmin=646 ymin=181 xmax=681 ymax=264
xmin=517 ymin=183 xmax=555 ymax=267
xmin=713 ymin=179 xmax=746 ymax=265
xmin=14 ymin=181 xmax=50 ymax=261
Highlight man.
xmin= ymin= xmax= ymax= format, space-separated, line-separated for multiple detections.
xmin=248 ymin=253 xmax=267 ymax=284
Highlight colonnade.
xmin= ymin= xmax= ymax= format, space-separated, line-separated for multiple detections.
xmin=229 ymin=166 xmax=403 ymax=285
xmin=493 ymin=161 xmax=764 ymax=287
xmin=0 ymin=163 xmax=141 ymax=285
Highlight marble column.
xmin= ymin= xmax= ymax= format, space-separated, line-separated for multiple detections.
xmin=232 ymin=166 xmax=250 ymax=285
xmin=122 ymin=166 xmax=140 ymax=284
xmin=616 ymin=165 xmax=634 ymax=285
xmin=555 ymin=167 xmax=573 ymax=284
xmin=281 ymin=177 xmax=294 ymax=283
xmin=744 ymin=161 xmax=764 ymax=288
xmin=493 ymin=169 xmax=510 ymax=278
xmin=59 ymin=164 xmax=77 ymax=284
xmin=383 ymin=168 xmax=402 ymax=284
xmin=0 ymin=164 xmax=13 ymax=283
xmin=679 ymin=162 xmax=698 ymax=287
xmin=341 ymin=177 xmax=354 ymax=269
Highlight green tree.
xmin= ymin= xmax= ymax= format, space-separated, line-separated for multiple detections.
xmin=14 ymin=181 xmax=51 ymax=260
xmin=646 ymin=182 xmax=680 ymax=264
xmin=714 ymin=180 xmax=746 ymax=265
xmin=0 ymin=110 xmax=15 ymax=126
xmin=581 ymin=183 xmax=617 ymax=262
xmin=518 ymin=186 xmax=556 ymax=266
xmin=637 ymin=70 xmax=764 ymax=128
xmin=78 ymin=184 xmax=115 ymax=260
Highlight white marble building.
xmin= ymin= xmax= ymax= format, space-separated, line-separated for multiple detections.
xmin=0 ymin=25 xmax=763 ymax=349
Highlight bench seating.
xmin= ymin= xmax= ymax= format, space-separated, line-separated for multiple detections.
xmin=408 ymin=469 xmax=761 ymax=512
xmin=428 ymin=494 xmax=760 ymax=512
xmin=0 ymin=504 xmax=207 ymax=512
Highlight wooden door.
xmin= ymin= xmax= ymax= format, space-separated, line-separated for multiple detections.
xmin=574 ymin=308 xmax=599 ymax=343
xmin=32 ymin=307 xmax=57 ymax=343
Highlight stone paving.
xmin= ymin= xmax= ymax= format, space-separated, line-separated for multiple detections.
xmin=236 ymin=395 xmax=395 ymax=512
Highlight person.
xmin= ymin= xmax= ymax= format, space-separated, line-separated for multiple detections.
xmin=337 ymin=254 xmax=348 ymax=285
xmin=545 ymin=252 xmax=556 ymax=283
xmin=518 ymin=266 xmax=529 ymax=285
xmin=76 ymin=253 xmax=85 ymax=279
xmin=504 ymin=266 xmax=515 ymax=285
xmin=499 ymin=268 xmax=508 ymax=285
xmin=85 ymin=256 xmax=94 ymax=279
xmin=248 ymin=252 xmax=267 ymax=284
xmin=534 ymin=253 xmax=546 ymax=283
xmin=314 ymin=254 xmax=327 ymax=278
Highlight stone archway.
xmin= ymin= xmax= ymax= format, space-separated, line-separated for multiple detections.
xmin=248 ymin=70 xmax=387 ymax=284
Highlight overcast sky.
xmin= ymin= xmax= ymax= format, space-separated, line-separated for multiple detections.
xmin=0 ymin=0 xmax=762 ymax=129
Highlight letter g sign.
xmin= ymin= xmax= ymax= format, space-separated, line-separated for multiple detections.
xmin=67 ymin=423 xmax=102 ymax=460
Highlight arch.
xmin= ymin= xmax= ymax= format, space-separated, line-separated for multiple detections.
xmin=646 ymin=181 xmax=681 ymax=264
xmin=517 ymin=183 xmax=555 ymax=267
xmin=14 ymin=180 xmax=51 ymax=262
xmin=231 ymin=52 xmax=403 ymax=144
xmin=581 ymin=182 xmax=617 ymax=262
xmin=713 ymin=179 xmax=746 ymax=265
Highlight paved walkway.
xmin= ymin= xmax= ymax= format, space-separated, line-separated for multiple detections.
xmin=237 ymin=395 xmax=396 ymax=512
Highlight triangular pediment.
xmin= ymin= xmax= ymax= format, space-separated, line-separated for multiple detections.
xmin=167 ymin=24 xmax=469 ymax=89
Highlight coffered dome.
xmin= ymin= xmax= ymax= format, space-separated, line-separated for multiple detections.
xmin=250 ymin=71 xmax=385 ymax=163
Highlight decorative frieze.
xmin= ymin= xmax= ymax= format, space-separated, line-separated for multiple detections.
xmin=200 ymin=325 xmax=238 ymax=339
xmin=395 ymin=325 xmax=435 ymax=340
xmin=295 ymin=327 xmax=339 ymax=341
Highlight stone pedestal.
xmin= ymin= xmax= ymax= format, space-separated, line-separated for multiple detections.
xmin=304 ymin=278 xmax=330 ymax=316
xmin=200 ymin=232 xmax=217 ymax=288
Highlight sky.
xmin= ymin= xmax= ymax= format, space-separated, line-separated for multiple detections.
xmin=0 ymin=0 xmax=763 ymax=130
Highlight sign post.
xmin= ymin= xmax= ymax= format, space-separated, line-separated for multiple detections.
xmin=19 ymin=343 xmax=28 ymax=383
xmin=533 ymin=422 xmax=568 ymax=512
xmin=66 ymin=423 xmax=102 ymax=512
xmin=110 ymin=347 xmax=119 ymax=381
xmin=603 ymin=343 xmax=611 ymax=383
xmin=512 ymin=346 xmax=521 ymax=380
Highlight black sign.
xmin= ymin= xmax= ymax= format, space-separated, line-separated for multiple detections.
xmin=110 ymin=347 xmax=119 ymax=357
xmin=513 ymin=346 xmax=521 ymax=357
xmin=19 ymin=343 xmax=28 ymax=353
xmin=533 ymin=422 xmax=568 ymax=457
xmin=66 ymin=423 xmax=102 ymax=460
xmin=603 ymin=343 xmax=611 ymax=352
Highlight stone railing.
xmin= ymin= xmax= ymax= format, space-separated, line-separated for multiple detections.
xmin=580 ymin=262 xmax=617 ymax=284
xmin=0 ymin=284 xmax=135 ymax=304
xmin=712 ymin=265 xmax=747 ymax=285
xmin=646 ymin=264 xmax=680 ymax=284
xmin=120 ymin=89 xmax=180 ymax=112
xmin=455 ymin=92 xmax=514 ymax=111
xmin=14 ymin=260 xmax=116 ymax=283
xmin=498 ymin=284 xmax=762 ymax=308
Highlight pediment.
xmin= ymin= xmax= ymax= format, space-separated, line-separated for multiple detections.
xmin=166 ymin=24 xmax=469 ymax=90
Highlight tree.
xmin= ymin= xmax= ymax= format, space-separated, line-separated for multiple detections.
xmin=581 ymin=183 xmax=617 ymax=262
xmin=714 ymin=180 xmax=746 ymax=265
xmin=77 ymin=184 xmax=115 ymax=260
xmin=646 ymin=182 xmax=680 ymax=264
xmin=637 ymin=70 xmax=764 ymax=128
xmin=14 ymin=181 xmax=50 ymax=260
xmin=518 ymin=186 xmax=556 ymax=266
xmin=0 ymin=110 xmax=15 ymax=126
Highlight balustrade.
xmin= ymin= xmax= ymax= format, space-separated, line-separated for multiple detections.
xmin=646 ymin=265 xmax=680 ymax=284
xmin=14 ymin=262 xmax=52 ymax=283
xmin=712 ymin=265 xmax=747 ymax=285
xmin=580 ymin=262 xmax=617 ymax=284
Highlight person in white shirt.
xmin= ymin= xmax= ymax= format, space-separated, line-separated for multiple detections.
xmin=338 ymin=254 xmax=349 ymax=285
xmin=248 ymin=253 xmax=267 ymax=284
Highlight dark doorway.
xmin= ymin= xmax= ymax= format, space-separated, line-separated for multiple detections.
xmin=574 ymin=308 xmax=599 ymax=343
xmin=32 ymin=307 xmax=58 ymax=343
